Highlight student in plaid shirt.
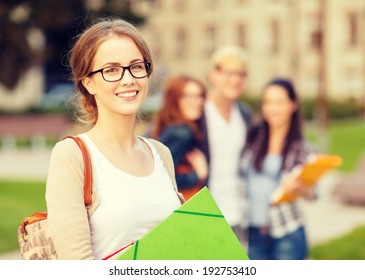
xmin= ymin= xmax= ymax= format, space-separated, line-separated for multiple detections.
xmin=240 ymin=78 xmax=317 ymax=260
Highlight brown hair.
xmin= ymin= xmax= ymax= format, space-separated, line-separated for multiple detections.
xmin=69 ymin=18 xmax=153 ymax=126
xmin=151 ymin=75 xmax=206 ymax=140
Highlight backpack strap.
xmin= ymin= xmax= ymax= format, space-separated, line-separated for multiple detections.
xmin=63 ymin=136 xmax=93 ymax=208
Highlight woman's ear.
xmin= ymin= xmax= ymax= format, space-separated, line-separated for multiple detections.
xmin=81 ymin=77 xmax=96 ymax=95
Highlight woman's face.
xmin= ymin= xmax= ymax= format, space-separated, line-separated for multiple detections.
xmin=178 ymin=81 xmax=205 ymax=121
xmin=262 ymin=85 xmax=297 ymax=129
xmin=82 ymin=35 xmax=149 ymax=118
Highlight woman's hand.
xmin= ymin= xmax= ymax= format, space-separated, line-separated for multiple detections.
xmin=185 ymin=148 xmax=208 ymax=182
xmin=279 ymin=165 xmax=314 ymax=199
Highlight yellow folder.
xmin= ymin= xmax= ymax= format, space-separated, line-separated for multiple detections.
xmin=270 ymin=154 xmax=343 ymax=205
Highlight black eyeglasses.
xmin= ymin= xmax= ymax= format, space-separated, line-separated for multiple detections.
xmin=87 ymin=61 xmax=151 ymax=82
xmin=216 ymin=65 xmax=248 ymax=79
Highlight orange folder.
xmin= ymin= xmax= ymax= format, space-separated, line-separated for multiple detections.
xmin=270 ymin=154 xmax=343 ymax=205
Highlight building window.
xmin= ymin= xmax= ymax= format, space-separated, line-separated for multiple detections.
xmin=151 ymin=0 xmax=162 ymax=10
xmin=174 ymin=0 xmax=187 ymax=12
xmin=270 ymin=20 xmax=280 ymax=53
xmin=206 ymin=0 xmax=218 ymax=9
xmin=176 ymin=27 xmax=187 ymax=59
xmin=308 ymin=14 xmax=321 ymax=51
xmin=150 ymin=26 xmax=162 ymax=60
xmin=348 ymin=12 xmax=358 ymax=47
xmin=205 ymin=25 xmax=217 ymax=56
xmin=236 ymin=0 xmax=249 ymax=5
xmin=310 ymin=29 xmax=322 ymax=50
xmin=236 ymin=23 xmax=247 ymax=48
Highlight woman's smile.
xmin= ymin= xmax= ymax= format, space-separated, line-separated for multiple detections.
xmin=115 ymin=90 xmax=139 ymax=100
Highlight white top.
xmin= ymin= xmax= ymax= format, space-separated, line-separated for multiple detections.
xmin=80 ymin=134 xmax=181 ymax=259
xmin=205 ymin=100 xmax=247 ymax=226
xmin=247 ymin=154 xmax=282 ymax=227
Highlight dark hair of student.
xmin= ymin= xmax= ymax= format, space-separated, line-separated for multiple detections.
xmin=247 ymin=78 xmax=303 ymax=171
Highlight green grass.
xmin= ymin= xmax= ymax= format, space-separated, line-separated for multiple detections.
xmin=329 ymin=119 xmax=365 ymax=172
xmin=309 ymin=225 xmax=365 ymax=259
xmin=0 ymin=180 xmax=46 ymax=253
xmin=305 ymin=118 xmax=365 ymax=172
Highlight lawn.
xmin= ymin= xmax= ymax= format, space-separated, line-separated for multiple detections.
xmin=304 ymin=118 xmax=365 ymax=172
xmin=0 ymin=180 xmax=46 ymax=253
xmin=329 ymin=119 xmax=365 ymax=172
xmin=309 ymin=225 xmax=365 ymax=259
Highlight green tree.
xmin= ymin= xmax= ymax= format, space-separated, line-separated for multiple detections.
xmin=0 ymin=0 xmax=146 ymax=91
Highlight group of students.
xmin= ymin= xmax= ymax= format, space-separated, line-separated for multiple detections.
xmin=45 ymin=18 xmax=317 ymax=260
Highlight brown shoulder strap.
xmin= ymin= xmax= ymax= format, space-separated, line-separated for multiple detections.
xmin=63 ymin=136 xmax=93 ymax=207
xmin=148 ymin=138 xmax=178 ymax=192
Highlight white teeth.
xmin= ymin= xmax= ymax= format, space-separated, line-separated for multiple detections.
xmin=116 ymin=91 xmax=137 ymax=98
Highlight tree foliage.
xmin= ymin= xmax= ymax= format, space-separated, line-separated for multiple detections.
xmin=0 ymin=0 xmax=146 ymax=91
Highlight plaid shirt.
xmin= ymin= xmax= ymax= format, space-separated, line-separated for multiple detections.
xmin=240 ymin=132 xmax=316 ymax=238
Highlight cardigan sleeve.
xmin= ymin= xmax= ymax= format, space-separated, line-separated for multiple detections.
xmin=159 ymin=125 xmax=200 ymax=189
xmin=159 ymin=125 xmax=194 ymax=166
xmin=45 ymin=138 xmax=95 ymax=260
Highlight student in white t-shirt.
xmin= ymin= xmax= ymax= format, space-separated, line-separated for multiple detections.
xmin=45 ymin=18 xmax=182 ymax=260
xmin=199 ymin=45 xmax=252 ymax=247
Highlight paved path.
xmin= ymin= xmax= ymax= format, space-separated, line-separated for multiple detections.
xmin=301 ymin=172 xmax=365 ymax=245
xmin=1 ymin=150 xmax=365 ymax=259
xmin=0 ymin=148 xmax=52 ymax=180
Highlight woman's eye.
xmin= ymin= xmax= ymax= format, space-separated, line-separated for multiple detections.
xmin=131 ymin=64 xmax=143 ymax=71
xmin=105 ymin=67 xmax=120 ymax=74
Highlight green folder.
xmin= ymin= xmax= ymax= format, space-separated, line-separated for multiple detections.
xmin=116 ymin=187 xmax=249 ymax=260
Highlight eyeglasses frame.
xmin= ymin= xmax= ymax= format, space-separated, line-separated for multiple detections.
xmin=87 ymin=61 xmax=151 ymax=82
xmin=215 ymin=65 xmax=248 ymax=79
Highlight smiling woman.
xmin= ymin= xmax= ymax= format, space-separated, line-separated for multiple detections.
xmin=44 ymin=18 xmax=183 ymax=260
xmin=80 ymin=35 xmax=150 ymax=118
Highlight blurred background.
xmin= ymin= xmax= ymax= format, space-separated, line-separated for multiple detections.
xmin=0 ymin=0 xmax=365 ymax=259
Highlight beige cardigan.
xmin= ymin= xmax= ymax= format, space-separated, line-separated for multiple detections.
xmin=45 ymin=137 xmax=178 ymax=260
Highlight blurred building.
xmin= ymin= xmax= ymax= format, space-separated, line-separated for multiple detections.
xmin=0 ymin=25 xmax=45 ymax=112
xmin=133 ymin=0 xmax=365 ymax=100
xmin=0 ymin=67 xmax=43 ymax=112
